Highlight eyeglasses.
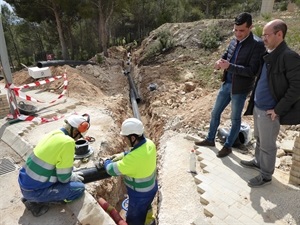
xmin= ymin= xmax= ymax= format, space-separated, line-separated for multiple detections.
xmin=261 ymin=31 xmax=278 ymax=39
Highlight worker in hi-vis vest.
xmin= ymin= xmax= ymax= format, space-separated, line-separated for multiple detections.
xmin=104 ymin=118 xmax=158 ymax=225
xmin=18 ymin=114 xmax=90 ymax=217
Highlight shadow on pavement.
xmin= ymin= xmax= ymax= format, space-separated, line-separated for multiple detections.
xmin=220 ymin=151 xmax=300 ymax=224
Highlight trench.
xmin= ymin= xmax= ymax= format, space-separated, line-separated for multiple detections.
xmin=97 ymin=57 xmax=164 ymax=224
xmin=61 ymin=55 xmax=166 ymax=224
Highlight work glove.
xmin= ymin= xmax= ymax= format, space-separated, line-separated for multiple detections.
xmin=70 ymin=171 xmax=84 ymax=182
xmin=95 ymin=157 xmax=106 ymax=170
xmin=110 ymin=152 xmax=125 ymax=162
xmin=104 ymin=159 xmax=113 ymax=170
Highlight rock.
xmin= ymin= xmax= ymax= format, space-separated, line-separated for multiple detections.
xmin=275 ymin=157 xmax=281 ymax=168
xmin=152 ymin=100 xmax=162 ymax=107
xmin=277 ymin=149 xmax=286 ymax=158
xmin=183 ymin=70 xmax=195 ymax=80
xmin=281 ymin=139 xmax=295 ymax=153
xmin=280 ymin=155 xmax=293 ymax=166
xmin=184 ymin=134 xmax=201 ymax=141
xmin=184 ymin=81 xmax=196 ymax=92
xmin=166 ymin=99 xmax=172 ymax=105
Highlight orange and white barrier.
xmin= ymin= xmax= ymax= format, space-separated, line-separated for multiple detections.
xmin=5 ymin=71 xmax=68 ymax=123
xmin=8 ymin=72 xmax=67 ymax=103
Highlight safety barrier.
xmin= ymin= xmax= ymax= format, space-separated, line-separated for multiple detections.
xmin=5 ymin=71 xmax=68 ymax=123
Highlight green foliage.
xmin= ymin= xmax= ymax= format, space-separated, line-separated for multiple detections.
xmin=158 ymin=31 xmax=174 ymax=51
xmin=96 ymin=54 xmax=104 ymax=64
xmin=294 ymin=0 xmax=300 ymax=7
xmin=252 ymin=25 xmax=263 ymax=38
xmin=199 ymin=25 xmax=221 ymax=50
xmin=261 ymin=13 xmax=272 ymax=20
xmin=143 ymin=31 xmax=174 ymax=61
xmin=184 ymin=7 xmax=205 ymax=22
xmin=274 ymin=0 xmax=288 ymax=11
xmin=285 ymin=20 xmax=300 ymax=53
xmin=2 ymin=0 xmax=299 ymax=69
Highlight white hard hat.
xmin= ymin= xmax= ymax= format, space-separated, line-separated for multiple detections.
xmin=66 ymin=115 xmax=90 ymax=133
xmin=120 ymin=118 xmax=144 ymax=136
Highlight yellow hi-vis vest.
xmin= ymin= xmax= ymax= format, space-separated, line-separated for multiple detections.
xmin=106 ymin=138 xmax=157 ymax=193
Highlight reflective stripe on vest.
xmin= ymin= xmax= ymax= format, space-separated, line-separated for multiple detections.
xmin=124 ymin=170 xmax=156 ymax=192
xmin=24 ymin=152 xmax=72 ymax=183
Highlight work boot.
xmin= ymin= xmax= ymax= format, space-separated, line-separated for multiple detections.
xmin=216 ymin=146 xmax=232 ymax=158
xmin=21 ymin=198 xmax=49 ymax=217
xmin=194 ymin=139 xmax=215 ymax=147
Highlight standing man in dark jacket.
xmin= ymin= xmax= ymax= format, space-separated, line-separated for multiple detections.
xmin=195 ymin=12 xmax=265 ymax=158
xmin=242 ymin=19 xmax=300 ymax=187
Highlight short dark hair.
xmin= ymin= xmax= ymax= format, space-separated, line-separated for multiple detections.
xmin=235 ymin=12 xmax=252 ymax=27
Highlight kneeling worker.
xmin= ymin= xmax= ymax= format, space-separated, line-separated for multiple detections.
xmin=104 ymin=118 xmax=158 ymax=225
xmin=18 ymin=114 xmax=90 ymax=217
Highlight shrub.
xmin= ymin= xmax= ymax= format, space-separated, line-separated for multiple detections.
xmin=96 ymin=54 xmax=104 ymax=64
xmin=252 ymin=25 xmax=263 ymax=38
xmin=199 ymin=25 xmax=221 ymax=50
xmin=143 ymin=31 xmax=175 ymax=61
xmin=157 ymin=31 xmax=175 ymax=52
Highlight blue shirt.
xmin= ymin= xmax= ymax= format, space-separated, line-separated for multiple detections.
xmin=226 ymin=40 xmax=241 ymax=83
xmin=254 ymin=63 xmax=277 ymax=110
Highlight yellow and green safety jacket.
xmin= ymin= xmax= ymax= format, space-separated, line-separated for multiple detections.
xmin=105 ymin=137 xmax=157 ymax=196
xmin=18 ymin=129 xmax=75 ymax=190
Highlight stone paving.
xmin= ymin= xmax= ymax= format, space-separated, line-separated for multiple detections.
xmin=193 ymin=144 xmax=300 ymax=225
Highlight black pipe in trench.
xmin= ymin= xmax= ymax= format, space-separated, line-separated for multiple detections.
xmin=37 ymin=60 xmax=96 ymax=68
xmin=126 ymin=72 xmax=141 ymax=103
xmin=73 ymin=61 xmax=143 ymax=184
xmin=130 ymin=88 xmax=141 ymax=121
xmin=75 ymin=87 xmax=142 ymax=184
xmin=74 ymin=166 xmax=111 ymax=184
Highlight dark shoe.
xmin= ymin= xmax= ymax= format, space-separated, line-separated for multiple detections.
xmin=248 ymin=175 xmax=272 ymax=188
xmin=194 ymin=139 xmax=215 ymax=147
xmin=21 ymin=198 xmax=49 ymax=217
xmin=240 ymin=160 xmax=260 ymax=171
xmin=216 ymin=146 xmax=232 ymax=158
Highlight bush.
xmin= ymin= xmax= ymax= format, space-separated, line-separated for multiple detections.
xmin=143 ymin=31 xmax=175 ymax=61
xmin=157 ymin=31 xmax=175 ymax=52
xmin=199 ymin=25 xmax=221 ymax=50
xmin=96 ymin=54 xmax=104 ymax=64
xmin=261 ymin=13 xmax=271 ymax=20
xmin=274 ymin=0 xmax=288 ymax=11
xmin=252 ymin=25 xmax=263 ymax=38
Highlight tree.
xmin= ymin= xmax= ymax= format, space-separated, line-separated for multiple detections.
xmin=95 ymin=0 xmax=115 ymax=56
xmin=1 ymin=5 xmax=20 ymax=69
xmin=6 ymin=0 xmax=82 ymax=60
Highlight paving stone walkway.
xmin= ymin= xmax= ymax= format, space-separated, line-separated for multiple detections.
xmin=193 ymin=144 xmax=300 ymax=225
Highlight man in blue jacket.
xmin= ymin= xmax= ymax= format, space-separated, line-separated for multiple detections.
xmin=242 ymin=19 xmax=300 ymax=187
xmin=195 ymin=12 xmax=265 ymax=158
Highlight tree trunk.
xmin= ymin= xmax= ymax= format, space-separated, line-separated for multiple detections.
xmin=51 ymin=1 xmax=69 ymax=60
xmin=97 ymin=0 xmax=114 ymax=57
